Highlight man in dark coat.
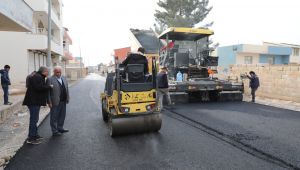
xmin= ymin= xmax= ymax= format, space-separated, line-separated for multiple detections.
xmin=0 ymin=65 xmax=12 ymax=105
xmin=23 ymin=66 xmax=51 ymax=145
xmin=247 ymin=71 xmax=260 ymax=102
xmin=157 ymin=66 xmax=172 ymax=110
xmin=122 ymin=47 xmax=149 ymax=74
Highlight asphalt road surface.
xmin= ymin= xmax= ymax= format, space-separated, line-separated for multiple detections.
xmin=5 ymin=74 xmax=300 ymax=170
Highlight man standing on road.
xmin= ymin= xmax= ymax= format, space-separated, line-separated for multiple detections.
xmin=23 ymin=66 xmax=52 ymax=145
xmin=157 ymin=66 xmax=173 ymax=111
xmin=0 ymin=65 xmax=12 ymax=105
xmin=47 ymin=66 xmax=70 ymax=136
xmin=246 ymin=71 xmax=260 ymax=102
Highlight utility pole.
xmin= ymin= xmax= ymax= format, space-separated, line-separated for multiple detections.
xmin=46 ymin=0 xmax=53 ymax=72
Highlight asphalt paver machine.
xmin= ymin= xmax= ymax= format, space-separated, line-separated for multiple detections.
xmin=158 ymin=27 xmax=244 ymax=102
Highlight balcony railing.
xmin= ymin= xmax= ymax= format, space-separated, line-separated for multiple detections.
xmin=29 ymin=28 xmax=60 ymax=45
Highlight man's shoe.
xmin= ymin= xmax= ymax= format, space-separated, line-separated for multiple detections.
xmin=35 ymin=135 xmax=44 ymax=141
xmin=52 ymin=132 xmax=62 ymax=136
xmin=58 ymin=129 xmax=69 ymax=133
xmin=4 ymin=103 xmax=12 ymax=105
xmin=26 ymin=139 xmax=42 ymax=145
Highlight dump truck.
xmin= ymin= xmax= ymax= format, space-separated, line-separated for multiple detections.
xmin=158 ymin=27 xmax=244 ymax=102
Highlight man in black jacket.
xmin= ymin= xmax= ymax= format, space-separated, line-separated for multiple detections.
xmin=246 ymin=71 xmax=260 ymax=102
xmin=23 ymin=66 xmax=52 ymax=145
xmin=157 ymin=67 xmax=172 ymax=110
xmin=0 ymin=65 xmax=12 ymax=105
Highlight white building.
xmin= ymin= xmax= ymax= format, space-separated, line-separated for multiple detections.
xmin=0 ymin=0 xmax=64 ymax=85
xmin=0 ymin=0 xmax=33 ymax=32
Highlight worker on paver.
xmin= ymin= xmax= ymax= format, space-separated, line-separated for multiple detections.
xmin=157 ymin=66 xmax=173 ymax=111
xmin=246 ymin=71 xmax=260 ymax=102
xmin=0 ymin=65 xmax=12 ymax=105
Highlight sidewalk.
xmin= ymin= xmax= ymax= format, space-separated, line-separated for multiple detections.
xmin=0 ymin=79 xmax=81 ymax=167
xmin=243 ymin=95 xmax=300 ymax=112
xmin=0 ymin=85 xmax=26 ymax=124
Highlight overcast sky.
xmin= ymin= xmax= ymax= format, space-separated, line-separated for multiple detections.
xmin=63 ymin=0 xmax=300 ymax=66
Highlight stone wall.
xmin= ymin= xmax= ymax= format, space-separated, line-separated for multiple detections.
xmin=227 ymin=64 xmax=300 ymax=102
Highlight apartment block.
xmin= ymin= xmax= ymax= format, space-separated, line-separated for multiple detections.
xmin=0 ymin=0 xmax=64 ymax=85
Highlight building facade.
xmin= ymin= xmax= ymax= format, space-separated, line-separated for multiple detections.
xmin=0 ymin=0 xmax=33 ymax=32
xmin=113 ymin=47 xmax=131 ymax=63
xmin=0 ymin=0 xmax=64 ymax=85
xmin=66 ymin=57 xmax=86 ymax=81
xmin=263 ymin=42 xmax=300 ymax=63
xmin=218 ymin=44 xmax=293 ymax=68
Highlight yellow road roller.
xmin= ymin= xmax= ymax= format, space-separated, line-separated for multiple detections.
xmin=101 ymin=55 xmax=162 ymax=137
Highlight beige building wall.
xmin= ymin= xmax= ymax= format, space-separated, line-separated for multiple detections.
xmin=0 ymin=32 xmax=29 ymax=85
xmin=242 ymin=44 xmax=268 ymax=54
xmin=236 ymin=53 xmax=260 ymax=65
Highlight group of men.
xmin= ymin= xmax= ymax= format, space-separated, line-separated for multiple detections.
xmin=22 ymin=66 xmax=70 ymax=144
xmin=0 ymin=66 xmax=70 ymax=145
xmin=22 ymin=66 xmax=69 ymax=145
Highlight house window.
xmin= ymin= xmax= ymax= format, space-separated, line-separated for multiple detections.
xmin=267 ymin=56 xmax=275 ymax=64
xmin=244 ymin=56 xmax=253 ymax=64
xmin=293 ymin=48 xmax=299 ymax=56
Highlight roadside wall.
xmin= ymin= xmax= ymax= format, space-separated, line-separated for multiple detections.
xmin=227 ymin=64 xmax=300 ymax=102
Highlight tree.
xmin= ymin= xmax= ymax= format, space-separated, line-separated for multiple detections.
xmin=154 ymin=0 xmax=212 ymax=33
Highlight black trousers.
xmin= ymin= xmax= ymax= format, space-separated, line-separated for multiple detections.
xmin=2 ymin=85 xmax=9 ymax=104
xmin=251 ymin=88 xmax=257 ymax=102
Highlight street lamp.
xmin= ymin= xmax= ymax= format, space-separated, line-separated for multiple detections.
xmin=46 ymin=0 xmax=52 ymax=72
